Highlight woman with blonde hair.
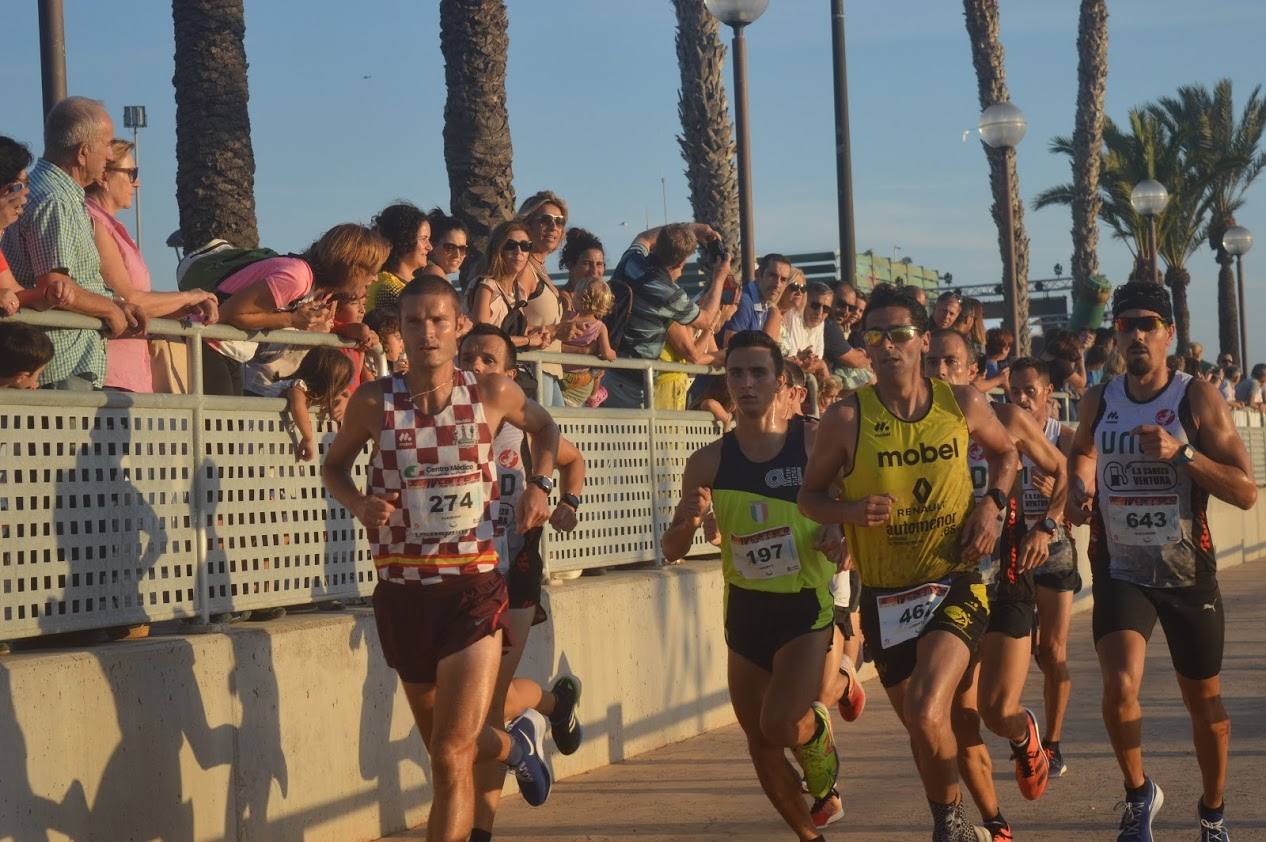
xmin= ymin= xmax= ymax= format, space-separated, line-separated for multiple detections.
xmin=515 ymin=190 xmax=570 ymax=406
xmin=467 ymin=219 xmax=543 ymax=350
xmin=559 ymin=279 xmax=617 ymax=406
xmin=954 ymin=295 xmax=986 ymax=356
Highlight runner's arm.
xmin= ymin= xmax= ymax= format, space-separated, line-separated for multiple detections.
xmin=1065 ymin=386 xmax=1103 ymax=524
xmin=662 ymin=443 xmax=720 ymax=563
xmin=1005 ymin=405 xmax=1068 ymax=522
xmin=548 ymin=435 xmax=586 ymax=532
xmin=321 ymin=385 xmax=390 ymax=527
xmin=1172 ymin=380 xmax=1256 ymax=509
xmin=956 ymin=385 xmax=1018 ymax=502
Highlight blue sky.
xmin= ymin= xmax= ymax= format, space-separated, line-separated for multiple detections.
xmin=4 ymin=0 xmax=1265 ymax=359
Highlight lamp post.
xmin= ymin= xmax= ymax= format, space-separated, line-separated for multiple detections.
xmin=705 ymin=0 xmax=768 ymax=284
xmin=979 ymin=102 xmax=1027 ymax=349
xmin=123 ymin=106 xmax=147 ymax=252
xmin=1224 ymin=225 xmax=1254 ymax=367
xmin=1130 ymin=179 xmax=1169 ymax=283
xmin=829 ymin=0 xmax=856 ymax=287
xmin=38 ymin=0 xmax=67 ymax=117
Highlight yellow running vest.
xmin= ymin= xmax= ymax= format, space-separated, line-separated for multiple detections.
xmin=840 ymin=380 xmax=976 ymax=589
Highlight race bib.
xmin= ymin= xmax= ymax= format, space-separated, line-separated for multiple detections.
xmin=405 ymin=470 xmax=485 ymax=537
xmin=876 ymin=581 xmax=950 ymax=649
xmin=1106 ymin=494 xmax=1181 ymax=546
xmin=731 ymin=526 xmax=801 ymax=580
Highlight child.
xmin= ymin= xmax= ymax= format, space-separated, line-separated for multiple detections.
xmin=363 ymin=308 xmax=407 ymax=376
xmin=0 ymin=322 xmax=54 ymax=388
xmin=330 ymin=290 xmax=381 ymax=390
xmin=284 ymin=347 xmax=354 ymax=461
xmin=818 ymin=374 xmax=843 ymax=414
xmin=560 ymin=279 xmax=616 ymax=407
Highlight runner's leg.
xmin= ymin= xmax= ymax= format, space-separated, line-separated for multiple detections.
xmin=1176 ymin=673 xmax=1229 ymax=811
xmin=952 ymin=660 xmax=999 ymax=821
xmin=1034 ymin=586 xmax=1073 ymax=742
xmin=473 ymin=608 xmax=536 ymax=836
xmin=903 ymin=630 xmax=973 ymax=805
xmin=843 ymin=610 xmax=863 ymax=672
xmin=818 ymin=624 xmax=847 ymax=708
xmin=977 ymin=633 xmax=1032 ymax=743
xmin=1096 ymin=630 xmax=1149 ymax=790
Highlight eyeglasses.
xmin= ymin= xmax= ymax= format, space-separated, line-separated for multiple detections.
xmin=502 ymin=240 xmax=533 ymax=253
xmin=535 ymin=213 xmax=566 ymax=228
xmin=807 ymin=302 xmax=832 ymax=313
xmin=1113 ymin=316 xmax=1168 ymax=334
xmin=107 ymin=166 xmax=139 ymax=184
xmin=440 ymin=242 xmax=468 ymax=255
xmin=862 ymin=325 xmax=922 ymax=347
xmin=787 ymin=284 xmax=806 ymax=294
xmin=835 ymin=302 xmax=860 ymax=314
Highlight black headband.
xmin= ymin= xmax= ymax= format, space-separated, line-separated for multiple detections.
xmin=1111 ymin=281 xmax=1173 ymax=323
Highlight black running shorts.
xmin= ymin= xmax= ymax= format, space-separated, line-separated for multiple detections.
xmin=859 ymin=571 xmax=990 ymax=688
xmin=1034 ymin=540 xmax=1082 ymax=594
xmin=1091 ymin=573 xmax=1224 ymax=680
xmin=986 ymin=569 xmax=1036 ymax=637
xmin=725 ymin=583 xmax=833 ymax=673
xmin=506 ymin=526 xmax=544 ymax=609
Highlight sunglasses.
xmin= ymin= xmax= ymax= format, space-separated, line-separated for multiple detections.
xmin=862 ymin=325 xmax=922 ymax=347
xmin=787 ymin=283 xmax=806 ymax=294
xmin=440 ymin=242 xmax=468 ymax=255
xmin=834 ymin=302 xmax=860 ymax=314
xmin=502 ymin=239 xmax=533 ymax=253
xmin=807 ymin=302 xmax=832 ymax=313
xmin=535 ymin=213 xmax=566 ymax=228
xmin=108 ymin=166 xmax=139 ymax=184
xmin=1113 ymin=316 xmax=1169 ymax=334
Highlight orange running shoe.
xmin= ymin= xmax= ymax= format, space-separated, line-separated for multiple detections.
xmin=837 ymin=663 xmax=866 ymax=722
xmin=1010 ymin=707 xmax=1050 ymax=801
xmin=810 ymin=788 xmax=844 ymax=829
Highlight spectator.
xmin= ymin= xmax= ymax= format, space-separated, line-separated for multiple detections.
xmin=779 ymin=274 xmax=816 ymax=356
xmin=1217 ymin=351 xmax=1235 ymax=369
xmin=557 ymin=227 xmax=605 ymax=311
xmin=818 ymin=374 xmax=843 ymax=413
xmin=87 ymin=138 xmax=218 ymax=392
xmin=910 ymin=285 xmax=928 ymax=310
xmin=691 ymin=369 xmax=733 ymax=429
xmin=363 ymin=308 xmax=406 ymax=375
xmin=782 ymin=359 xmax=818 ymax=422
xmin=284 ymin=347 xmax=355 ymax=462
xmin=721 ymin=252 xmax=790 ymax=345
xmin=1041 ymin=328 xmax=1087 ymax=396
xmin=776 ymin=266 xmax=807 ymax=331
xmin=1222 ymin=365 xmax=1240 ymax=402
xmin=659 ymin=303 xmax=728 ymax=411
xmin=330 ymin=288 xmax=380 ymax=390
xmin=212 ymin=223 xmax=389 ymax=395
xmin=559 ymin=278 xmax=616 ymax=407
xmin=976 ymin=326 xmax=1013 ymax=392
xmin=367 ymin=203 xmax=430 ymax=312
xmin=0 ymin=321 xmax=55 ymax=388
xmin=1094 ymin=326 xmax=1115 ymax=351
xmin=782 ymin=280 xmax=832 ymax=383
xmin=1 ymin=98 xmax=146 ymax=389
xmin=466 ymin=219 xmax=540 ymax=348
xmin=931 ymin=290 xmax=960 ymax=330
xmin=1167 ymin=354 xmax=1187 ymax=374
xmin=0 ymin=136 xmax=73 ymax=317
xmin=1085 ymin=345 xmax=1108 ymax=386
xmin=418 ymin=207 xmax=468 ymax=281
xmin=1234 ymin=363 xmax=1265 ymax=409
xmin=1186 ymin=341 xmax=1213 ymax=376
xmin=823 ymin=281 xmax=872 ymax=393
xmin=954 ymin=296 xmax=986 ymax=355
xmin=517 ymin=191 xmax=570 ymax=406
xmin=602 ymin=222 xmax=727 ymax=409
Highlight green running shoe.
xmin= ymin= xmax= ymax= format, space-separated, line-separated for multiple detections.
xmin=792 ymin=702 xmax=839 ymax=800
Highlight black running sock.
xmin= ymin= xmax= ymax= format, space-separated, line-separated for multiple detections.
xmin=1199 ymin=799 xmax=1225 ymax=816
xmin=505 ymin=737 xmax=524 ymax=767
xmin=1126 ymin=780 xmax=1150 ymax=800
xmin=469 ymin=830 xmax=493 ymax=842
xmin=1042 ymin=739 xmax=1059 ymax=752
xmin=984 ymin=811 xmax=1007 ymax=828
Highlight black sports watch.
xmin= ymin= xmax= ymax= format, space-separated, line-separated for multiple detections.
xmin=1172 ymin=444 xmax=1196 ymax=466
xmin=1037 ymin=517 xmax=1059 ymax=535
xmin=529 ymin=474 xmax=555 ymax=494
xmin=985 ymin=488 xmax=1008 ymax=511
xmin=560 ymin=493 xmax=581 ymax=511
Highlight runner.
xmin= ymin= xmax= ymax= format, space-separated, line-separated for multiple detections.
xmin=925 ymin=329 xmax=1068 ymax=839
xmin=1066 ymin=281 xmax=1254 ymax=842
xmin=1006 ymin=356 xmax=1079 ymax=778
xmin=799 ymin=284 xmax=1019 ymax=842
xmin=459 ymin=324 xmax=586 ymax=842
xmin=662 ymin=330 xmax=843 ymax=842
xmin=321 ymin=277 xmax=560 ymax=842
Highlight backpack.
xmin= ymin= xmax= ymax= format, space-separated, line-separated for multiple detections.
xmin=177 ymin=246 xmax=280 ymax=294
xmin=602 ymin=274 xmax=637 ymax=353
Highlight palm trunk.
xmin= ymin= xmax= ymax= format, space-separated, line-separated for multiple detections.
xmin=439 ymin=0 xmax=515 ymax=286
xmin=672 ymin=0 xmax=740 ymax=255
xmin=1165 ymin=264 xmax=1191 ymax=353
xmin=963 ymin=0 xmax=1031 ymax=354
xmin=1070 ymin=0 xmax=1107 ymax=287
xmin=1216 ymin=249 xmax=1240 ymax=361
xmin=171 ymin=0 xmax=259 ymax=249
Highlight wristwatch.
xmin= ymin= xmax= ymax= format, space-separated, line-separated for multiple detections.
xmin=1037 ymin=517 xmax=1059 ymax=535
xmin=560 ymin=493 xmax=581 ymax=511
xmin=985 ymin=488 xmax=1008 ymax=511
xmin=1172 ymin=444 xmax=1196 ymax=466
xmin=529 ymin=474 xmax=555 ymax=494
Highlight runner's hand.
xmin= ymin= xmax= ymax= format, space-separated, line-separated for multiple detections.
xmin=355 ymin=491 xmax=398 ymax=528
xmin=1017 ymin=527 xmax=1052 ymax=573
xmin=549 ymin=502 xmax=578 ymax=532
xmin=1066 ymin=476 xmax=1094 ymax=525
xmin=702 ymin=511 xmax=722 ymax=546
xmin=814 ymin=523 xmax=845 ymax=567
xmin=518 ymin=485 xmax=550 ymax=532
xmin=682 ymin=487 xmax=712 ymax=525
xmin=1131 ymin=424 xmax=1180 ymax=461
xmin=1030 ymin=470 xmax=1056 ymax=498
xmin=959 ymin=503 xmax=1002 ymax=563
xmin=844 ymin=494 xmax=893 ymax=526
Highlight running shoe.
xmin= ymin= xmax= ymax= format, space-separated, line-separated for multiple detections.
xmin=1115 ymin=778 xmax=1163 ymax=842
xmin=982 ymin=816 xmax=1013 ymax=841
xmin=931 ymin=799 xmax=991 ymax=842
xmin=506 ymin=709 xmax=552 ymax=806
xmin=810 ymin=787 xmax=844 ymax=829
xmin=1042 ymin=740 xmax=1067 ymax=778
xmin=548 ymin=675 xmax=583 ymax=755
xmin=837 ymin=663 xmax=866 ymax=722
xmin=792 ymin=702 xmax=839 ymax=800
xmin=1198 ymin=800 xmax=1230 ymax=842
xmin=1010 ymin=707 xmax=1049 ymax=801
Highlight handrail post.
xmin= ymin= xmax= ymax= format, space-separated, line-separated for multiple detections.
xmin=187 ymin=328 xmax=211 ymax=623
xmin=644 ymin=364 xmax=664 ymax=566
xmin=534 ymin=359 xmax=545 ymax=405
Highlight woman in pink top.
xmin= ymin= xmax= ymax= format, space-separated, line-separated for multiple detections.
xmin=88 ymin=139 xmax=219 ymax=392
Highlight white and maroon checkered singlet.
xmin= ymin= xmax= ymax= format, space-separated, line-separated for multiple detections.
xmin=368 ymin=370 xmax=499 ymax=584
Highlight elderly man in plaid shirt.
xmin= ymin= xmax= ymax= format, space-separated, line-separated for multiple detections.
xmin=1 ymin=96 xmax=145 ymax=389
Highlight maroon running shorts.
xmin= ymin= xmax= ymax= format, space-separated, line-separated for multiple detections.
xmin=372 ymin=571 xmax=510 ymax=684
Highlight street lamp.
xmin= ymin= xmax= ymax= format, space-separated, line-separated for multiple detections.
xmin=706 ymin=0 xmax=768 ymax=284
xmin=1130 ymin=179 xmax=1169 ymax=283
xmin=979 ymin=101 xmax=1027 ymax=351
xmin=1224 ymin=225 xmax=1254 ymax=367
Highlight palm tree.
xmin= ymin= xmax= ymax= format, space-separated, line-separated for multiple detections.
xmin=171 ymin=0 xmax=259 ymax=249
xmin=1069 ymin=0 xmax=1108 ymax=288
xmin=1152 ymin=81 xmax=1266 ymax=361
xmin=672 ymin=0 xmax=740 ymax=254
xmin=963 ymin=0 xmax=1032 ymax=353
xmin=439 ymin=0 xmax=516 ymax=285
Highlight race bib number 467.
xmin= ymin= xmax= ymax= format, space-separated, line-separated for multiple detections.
xmin=876 ymin=581 xmax=950 ymax=649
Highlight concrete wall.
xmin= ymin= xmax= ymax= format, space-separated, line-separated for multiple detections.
xmin=3 ymin=495 xmax=1264 ymax=842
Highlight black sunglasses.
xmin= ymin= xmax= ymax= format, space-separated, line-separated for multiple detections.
xmin=501 ymin=240 xmax=533 ymax=253
xmin=440 ymin=242 xmax=468 ymax=255
xmin=787 ymin=283 xmax=806 ymax=294
xmin=807 ymin=302 xmax=832 ymax=313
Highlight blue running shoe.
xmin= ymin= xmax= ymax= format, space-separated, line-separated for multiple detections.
xmin=507 ymin=709 xmax=552 ymax=806
xmin=1116 ymin=778 xmax=1164 ymax=841
xmin=1198 ymin=800 xmax=1230 ymax=842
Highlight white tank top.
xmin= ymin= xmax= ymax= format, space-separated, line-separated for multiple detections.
xmin=492 ymin=420 xmax=528 ymax=570
xmin=1091 ymin=371 xmax=1213 ymax=587
xmin=966 ymin=438 xmax=999 ymax=584
xmin=1021 ymin=416 xmax=1065 ymax=533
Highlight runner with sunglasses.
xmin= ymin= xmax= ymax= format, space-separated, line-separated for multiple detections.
xmin=800 ymin=283 xmax=1018 ymax=842
xmin=1066 ymin=281 xmax=1254 ymax=842
xmin=925 ymin=329 xmax=1068 ymax=841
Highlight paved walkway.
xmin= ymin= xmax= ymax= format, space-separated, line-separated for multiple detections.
xmin=390 ymin=561 xmax=1266 ymax=840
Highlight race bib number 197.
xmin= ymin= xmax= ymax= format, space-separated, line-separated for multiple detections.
xmin=730 ymin=526 xmax=801 ymax=580
xmin=406 ymin=471 xmax=485 ymax=537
